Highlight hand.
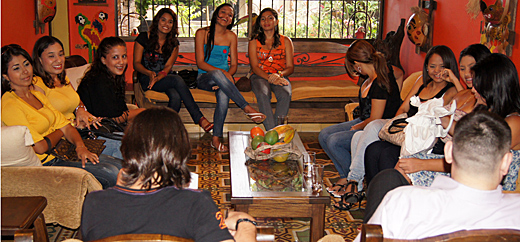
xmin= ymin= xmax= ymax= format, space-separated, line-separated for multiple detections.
xmin=75 ymin=108 xmax=101 ymax=129
xmin=147 ymin=71 xmax=157 ymax=89
xmin=268 ymin=73 xmax=281 ymax=84
xmin=76 ymin=146 xmax=99 ymax=168
xmin=441 ymin=69 xmax=458 ymax=84
xmin=273 ymin=76 xmax=289 ymax=86
xmin=225 ymin=211 xmax=255 ymax=236
xmin=395 ymin=158 xmax=423 ymax=174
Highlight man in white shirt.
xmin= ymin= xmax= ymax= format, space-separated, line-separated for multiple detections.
xmin=355 ymin=110 xmax=520 ymax=241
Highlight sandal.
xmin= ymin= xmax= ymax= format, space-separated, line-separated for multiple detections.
xmin=333 ymin=181 xmax=365 ymax=211
xmin=326 ymin=183 xmax=348 ymax=198
xmin=199 ymin=117 xmax=214 ymax=133
xmin=245 ymin=112 xmax=266 ymax=124
xmin=211 ymin=141 xmax=228 ymax=153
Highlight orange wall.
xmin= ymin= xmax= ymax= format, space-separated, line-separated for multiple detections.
xmin=384 ymin=0 xmax=520 ymax=76
xmin=1 ymin=0 xmax=50 ymax=52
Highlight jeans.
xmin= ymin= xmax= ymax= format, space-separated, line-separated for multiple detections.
xmin=250 ymin=74 xmax=292 ymax=130
xmin=197 ymin=70 xmax=250 ymax=137
xmin=140 ymin=74 xmax=203 ymax=123
xmin=348 ymin=119 xmax=387 ymax=190
xmin=43 ymin=154 xmax=122 ymax=189
xmin=318 ymin=118 xmax=362 ymax=178
xmin=98 ymin=137 xmax=123 ymax=159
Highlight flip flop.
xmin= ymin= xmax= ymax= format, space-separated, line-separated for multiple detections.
xmin=245 ymin=112 xmax=266 ymax=124
xmin=199 ymin=117 xmax=214 ymax=133
xmin=211 ymin=142 xmax=228 ymax=153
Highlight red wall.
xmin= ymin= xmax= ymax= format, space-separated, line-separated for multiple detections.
xmin=384 ymin=0 xmax=520 ymax=75
xmin=1 ymin=0 xmax=49 ymax=52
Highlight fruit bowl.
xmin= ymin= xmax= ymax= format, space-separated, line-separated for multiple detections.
xmin=245 ymin=125 xmax=301 ymax=161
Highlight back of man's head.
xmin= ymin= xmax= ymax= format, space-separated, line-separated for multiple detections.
xmin=452 ymin=110 xmax=511 ymax=176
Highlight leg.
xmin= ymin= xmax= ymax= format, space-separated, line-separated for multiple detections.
xmin=160 ymin=74 xmax=205 ymax=123
xmin=363 ymin=169 xmax=410 ymax=223
xmin=271 ymin=79 xmax=292 ymax=129
xmin=348 ymin=119 xmax=387 ymax=191
xmin=364 ymin=141 xmax=401 ymax=185
xmin=251 ymin=75 xmax=274 ymax=129
xmin=98 ymin=137 xmax=123 ymax=159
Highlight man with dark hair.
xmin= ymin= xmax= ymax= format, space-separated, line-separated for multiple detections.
xmin=355 ymin=110 xmax=520 ymax=241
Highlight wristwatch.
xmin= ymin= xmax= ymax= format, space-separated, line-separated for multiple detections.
xmin=235 ymin=218 xmax=257 ymax=230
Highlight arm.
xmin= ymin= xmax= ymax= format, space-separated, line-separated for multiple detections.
xmin=506 ymin=115 xmax=520 ymax=150
xmin=441 ymin=86 xmax=458 ymax=106
xmin=248 ymin=40 xmax=270 ymax=80
xmin=442 ymin=68 xmax=465 ymax=92
xmin=32 ymin=129 xmax=64 ymax=154
xmin=227 ymin=31 xmax=238 ymax=76
xmin=392 ymin=66 xmax=404 ymax=92
xmin=280 ymin=36 xmax=294 ymax=77
xmin=224 ymin=211 xmax=257 ymax=242
xmin=395 ymin=76 xmax=423 ymax=116
xmin=395 ymin=157 xmax=451 ymax=174
xmin=74 ymin=100 xmax=101 ymax=129
xmin=351 ymin=99 xmax=387 ymax=130
xmin=133 ymin=40 xmax=157 ymax=87
xmin=60 ymin=124 xmax=99 ymax=167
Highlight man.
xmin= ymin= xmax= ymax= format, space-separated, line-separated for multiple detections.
xmin=355 ymin=110 xmax=520 ymax=241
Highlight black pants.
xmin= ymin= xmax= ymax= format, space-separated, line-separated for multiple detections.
xmin=363 ymin=169 xmax=410 ymax=223
xmin=364 ymin=141 xmax=401 ymax=185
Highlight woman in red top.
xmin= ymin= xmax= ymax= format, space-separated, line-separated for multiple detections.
xmin=248 ymin=8 xmax=294 ymax=130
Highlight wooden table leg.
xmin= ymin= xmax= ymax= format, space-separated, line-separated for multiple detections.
xmin=33 ymin=213 xmax=49 ymax=242
xmin=310 ymin=204 xmax=326 ymax=242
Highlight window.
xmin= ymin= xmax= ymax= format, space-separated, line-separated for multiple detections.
xmin=116 ymin=0 xmax=383 ymax=39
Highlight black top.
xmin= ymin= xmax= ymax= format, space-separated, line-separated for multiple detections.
xmin=135 ymin=32 xmax=179 ymax=74
xmin=407 ymin=82 xmax=454 ymax=117
xmin=77 ymin=74 xmax=128 ymax=118
xmin=81 ymin=185 xmax=234 ymax=242
xmin=358 ymin=66 xmax=402 ymax=120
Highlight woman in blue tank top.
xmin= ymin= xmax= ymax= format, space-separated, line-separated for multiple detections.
xmin=195 ymin=3 xmax=266 ymax=152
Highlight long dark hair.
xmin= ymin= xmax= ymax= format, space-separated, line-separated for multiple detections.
xmin=148 ymin=8 xmax=179 ymax=60
xmin=422 ymin=45 xmax=460 ymax=86
xmin=32 ymin=36 xmax=67 ymax=88
xmin=345 ymin=40 xmax=391 ymax=92
xmin=81 ymin=37 xmax=127 ymax=101
xmin=2 ymin=44 xmax=34 ymax=96
xmin=472 ymin=53 xmax=520 ymax=118
xmin=204 ymin=3 xmax=235 ymax=61
xmin=459 ymin=43 xmax=491 ymax=64
xmin=120 ymin=107 xmax=191 ymax=190
xmin=251 ymin=8 xmax=281 ymax=48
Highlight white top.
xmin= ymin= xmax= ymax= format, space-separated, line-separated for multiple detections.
xmin=355 ymin=175 xmax=520 ymax=241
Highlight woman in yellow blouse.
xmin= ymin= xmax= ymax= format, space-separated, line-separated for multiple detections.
xmin=32 ymin=36 xmax=122 ymax=159
xmin=1 ymin=44 xmax=121 ymax=189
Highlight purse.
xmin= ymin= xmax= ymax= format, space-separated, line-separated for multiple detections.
xmin=235 ymin=73 xmax=252 ymax=92
xmin=79 ymin=118 xmax=125 ymax=141
xmin=52 ymin=138 xmax=106 ymax=162
xmin=378 ymin=113 xmax=408 ymax=146
xmin=177 ymin=69 xmax=198 ymax=89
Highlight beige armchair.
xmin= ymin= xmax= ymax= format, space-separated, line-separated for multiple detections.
xmin=1 ymin=167 xmax=102 ymax=229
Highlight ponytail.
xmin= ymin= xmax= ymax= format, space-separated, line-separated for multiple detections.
xmin=372 ymin=51 xmax=391 ymax=92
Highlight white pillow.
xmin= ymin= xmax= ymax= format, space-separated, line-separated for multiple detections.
xmin=65 ymin=63 xmax=91 ymax=90
xmin=1 ymin=126 xmax=42 ymax=167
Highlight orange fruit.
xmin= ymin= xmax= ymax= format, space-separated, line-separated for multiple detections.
xmin=250 ymin=126 xmax=265 ymax=138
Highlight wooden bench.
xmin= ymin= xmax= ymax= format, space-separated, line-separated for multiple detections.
xmin=133 ymin=38 xmax=360 ymax=124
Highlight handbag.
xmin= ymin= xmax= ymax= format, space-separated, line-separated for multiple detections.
xmin=177 ymin=69 xmax=198 ymax=89
xmin=378 ymin=113 xmax=408 ymax=146
xmin=78 ymin=118 xmax=125 ymax=141
xmin=235 ymin=72 xmax=252 ymax=92
xmin=52 ymin=138 xmax=106 ymax=162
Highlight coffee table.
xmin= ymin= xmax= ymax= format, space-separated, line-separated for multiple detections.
xmin=229 ymin=131 xmax=330 ymax=242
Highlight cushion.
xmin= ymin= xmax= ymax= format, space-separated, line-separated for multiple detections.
xmin=66 ymin=63 xmax=91 ymax=90
xmin=1 ymin=126 xmax=41 ymax=167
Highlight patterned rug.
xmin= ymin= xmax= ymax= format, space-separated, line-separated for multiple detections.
xmin=43 ymin=132 xmax=364 ymax=242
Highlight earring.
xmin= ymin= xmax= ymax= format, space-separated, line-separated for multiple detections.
xmin=357 ymin=66 xmax=362 ymax=73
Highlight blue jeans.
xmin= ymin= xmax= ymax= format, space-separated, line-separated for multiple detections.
xmin=197 ymin=70 xmax=249 ymax=137
xmin=250 ymin=74 xmax=292 ymax=130
xmin=43 ymin=154 xmax=122 ymax=189
xmin=98 ymin=136 xmax=123 ymax=159
xmin=318 ymin=118 xmax=362 ymax=178
xmin=140 ymin=73 xmax=203 ymax=123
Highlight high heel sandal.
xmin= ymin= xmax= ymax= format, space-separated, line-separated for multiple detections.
xmin=199 ymin=117 xmax=214 ymax=133
xmin=245 ymin=112 xmax=266 ymax=123
xmin=333 ymin=181 xmax=364 ymax=211
xmin=326 ymin=183 xmax=348 ymax=198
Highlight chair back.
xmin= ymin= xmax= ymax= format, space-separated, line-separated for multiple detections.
xmin=361 ymin=224 xmax=520 ymax=242
xmin=92 ymin=234 xmax=194 ymax=242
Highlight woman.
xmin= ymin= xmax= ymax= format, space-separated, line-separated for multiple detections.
xmin=32 ymin=36 xmax=122 ymax=159
xmin=1 ymin=44 xmax=121 ymax=189
xmin=77 ymin=37 xmax=144 ymax=126
xmin=81 ymin=107 xmax=257 ymax=241
xmin=195 ymin=3 xmax=266 ymax=152
xmin=319 ymin=40 xmax=402 ymax=202
xmin=363 ymin=53 xmax=520 ymax=222
xmin=248 ymin=8 xmax=294 ymax=130
xmin=133 ymin=8 xmax=213 ymax=132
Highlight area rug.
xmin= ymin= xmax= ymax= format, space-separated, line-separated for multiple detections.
xmin=44 ymin=132 xmax=364 ymax=242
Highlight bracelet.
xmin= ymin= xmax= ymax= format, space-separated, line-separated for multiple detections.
xmin=75 ymin=105 xmax=87 ymax=114
xmin=158 ymin=71 xmax=168 ymax=76
xmin=235 ymin=218 xmax=257 ymax=230
xmin=75 ymin=145 xmax=87 ymax=150
xmin=277 ymin=70 xmax=283 ymax=77
xmin=44 ymin=137 xmax=53 ymax=154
